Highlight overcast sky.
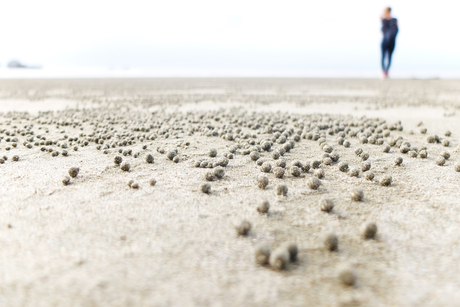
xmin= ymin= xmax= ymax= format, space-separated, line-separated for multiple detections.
xmin=1 ymin=0 xmax=459 ymax=77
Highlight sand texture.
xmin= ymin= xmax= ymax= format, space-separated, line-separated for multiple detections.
xmin=1 ymin=78 xmax=460 ymax=306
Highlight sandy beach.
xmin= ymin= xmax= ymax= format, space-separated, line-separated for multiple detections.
xmin=1 ymin=78 xmax=460 ymax=306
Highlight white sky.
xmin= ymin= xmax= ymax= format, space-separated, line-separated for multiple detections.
xmin=1 ymin=0 xmax=459 ymax=77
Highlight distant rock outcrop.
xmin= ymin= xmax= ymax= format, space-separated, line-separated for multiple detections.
xmin=7 ymin=60 xmax=41 ymax=69
xmin=7 ymin=61 xmax=27 ymax=68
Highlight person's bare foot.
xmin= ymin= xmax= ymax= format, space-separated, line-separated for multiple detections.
xmin=383 ymin=70 xmax=389 ymax=79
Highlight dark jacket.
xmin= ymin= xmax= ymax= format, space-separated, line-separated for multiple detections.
xmin=382 ymin=18 xmax=398 ymax=40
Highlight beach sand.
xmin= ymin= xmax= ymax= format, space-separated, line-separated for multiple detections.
xmin=0 ymin=78 xmax=460 ymax=306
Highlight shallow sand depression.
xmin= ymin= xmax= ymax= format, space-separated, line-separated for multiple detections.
xmin=0 ymin=78 xmax=460 ymax=306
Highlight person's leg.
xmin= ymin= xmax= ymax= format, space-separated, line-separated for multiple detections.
xmin=386 ymin=39 xmax=396 ymax=72
xmin=381 ymin=39 xmax=389 ymax=78
xmin=381 ymin=39 xmax=388 ymax=71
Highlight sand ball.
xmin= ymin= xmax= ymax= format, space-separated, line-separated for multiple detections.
xmin=291 ymin=160 xmax=303 ymax=169
xmin=166 ymin=150 xmax=177 ymax=160
xmin=209 ymin=149 xmax=217 ymax=157
xmin=307 ymin=177 xmax=321 ymax=190
xmin=278 ymin=147 xmax=286 ymax=156
xmin=323 ymin=157 xmax=332 ymax=166
xmin=363 ymin=222 xmax=378 ymax=239
xmin=427 ymin=135 xmax=436 ymax=143
xmin=338 ymin=161 xmax=349 ymax=172
xmin=314 ymin=168 xmax=325 ymax=179
xmin=236 ymin=220 xmax=251 ymax=236
xmin=213 ymin=166 xmax=225 ymax=179
xmin=323 ymin=145 xmax=333 ymax=153
xmin=419 ymin=150 xmax=428 ymax=159
xmin=257 ymin=175 xmax=269 ymax=189
xmin=261 ymin=162 xmax=272 ymax=173
xmin=325 ymin=233 xmax=339 ymax=251
xmin=320 ymin=198 xmax=334 ymax=213
xmin=436 ymin=156 xmax=446 ymax=166
xmin=120 ymin=162 xmax=130 ymax=172
xmin=441 ymin=151 xmax=450 ymax=160
xmin=330 ymin=152 xmax=340 ymax=162
xmin=290 ymin=166 xmax=302 ymax=177
xmin=62 ymin=176 xmax=71 ymax=186
xmin=205 ymin=171 xmax=216 ymax=181
xmin=349 ymin=168 xmax=359 ymax=177
xmin=276 ymin=184 xmax=288 ymax=196
xmin=361 ymin=162 xmax=371 ymax=172
xmin=273 ymin=167 xmax=285 ymax=178
xmin=380 ymin=175 xmax=392 ymax=186
xmin=454 ymin=163 xmax=460 ymax=172
xmin=365 ymin=172 xmax=375 ymax=181
xmin=216 ymin=157 xmax=229 ymax=167
xmin=257 ymin=200 xmax=270 ymax=214
xmin=114 ymin=156 xmax=123 ymax=165
xmin=282 ymin=242 xmax=298 ymax=262
xmin=339 ymin=267 xmax=356 ymax=287
xmin=311 ymin=160 xmax=321 ymax=169
xmin=350 ymin=189 xmax=364 ymax=201
xmin=254 ymin=245 xmax=271 ymax=265
xmin=200 ymin=183 xmax=211 ymax=194
xmin=250 ymin=151 xmax=260 ymax=161
xmin=269 ymin=248 xmax=290 ymax=270
xmin=68 ymin=167 xmax=80 ymax=178
xmin=276 ymin=160 xmax=286 ymax=168
xmin=400 ymin=145 xmax=410 ymax=154
xmin=146 ymin=154 xmax=154 ymax=164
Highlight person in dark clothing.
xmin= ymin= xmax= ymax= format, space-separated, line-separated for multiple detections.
xmin=381 ymin=7 xmax=398 ymax=78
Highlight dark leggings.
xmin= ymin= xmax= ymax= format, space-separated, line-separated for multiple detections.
xmin=381 ymin=36 xmax=396 ymax=72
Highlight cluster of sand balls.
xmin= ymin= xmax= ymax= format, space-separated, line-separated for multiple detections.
xmin=254 ymin=242 xmax=298 ymax=270
xmin=0 ymin=110 xmax=456 ymax=174
xmin=249 ymin=196 xmax=378 ymax=286
xmin=1 ymin=107 xmax=459 ymax=290
xmin=62 ymin=167 xmax=79 ymax=185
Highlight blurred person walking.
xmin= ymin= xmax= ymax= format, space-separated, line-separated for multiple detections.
xmin=381 ymin=7 xmax=398 ymax=78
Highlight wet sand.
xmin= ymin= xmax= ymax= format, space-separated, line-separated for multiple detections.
xmin=0 ymin=78 xmax=460 ymax=306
